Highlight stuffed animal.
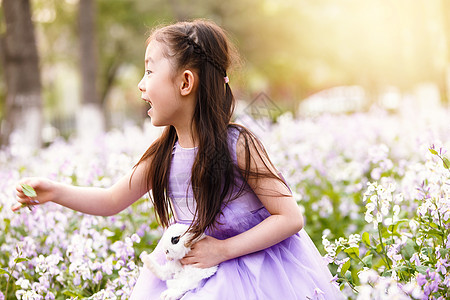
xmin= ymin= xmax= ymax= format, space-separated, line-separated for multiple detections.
xmin=140 ymin=223 xmax=218 ymax=300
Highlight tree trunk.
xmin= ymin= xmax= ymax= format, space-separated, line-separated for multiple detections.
xmin=77 ymin=0 xmax=104 ymax=143
xmin=1 ymin=0 xmax=43 ymax=149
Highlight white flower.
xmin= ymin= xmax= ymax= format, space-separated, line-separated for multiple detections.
xmin=380 ymin=203 xmax=389 ymax=216
xmin=365 ymin=202 xmax=375 ymax=213
xmin=130 ymin=233 xmax=141 ymax=244
xmin=392 ymin=204 xmax=400 ymax=215
xmin=376 ymin=212 xmax=383 ymax=223
xmin=365 ymin=213 xmax=374 ymax=223
xmin=366 ymin=182 xmax=377 ymax=194
xmin=370 ymin=195 xmax=378 ymax=203
xmin=394 ymin=193 xmax=404 ymax=203
xmin=348 ymin=234 xmax=360 ymax=248
xmin=358 ymin=267 xmax=379 ymax=284
xmin=409 ymin=220 xmax=418 ymax=232
xmin=387 ymin=182 xmax=396 ymax=193
xmin=402 ymin=280 xmax=424 ymax=299
xmin=15 ymin=278 xmax=31 ymax=289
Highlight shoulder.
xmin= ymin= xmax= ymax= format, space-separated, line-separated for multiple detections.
xmin=228 ymin=124 xmax=277 ymax=174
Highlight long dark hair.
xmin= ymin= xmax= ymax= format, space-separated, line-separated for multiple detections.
xmin=133 ymin=20 xmax=289 ymax=241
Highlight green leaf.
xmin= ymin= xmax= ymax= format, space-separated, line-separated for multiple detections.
xmin=362 ymin=232 xmax=371 ymax=246
xmin=21 ymin=184 xmax=37 ymax=197
xmin=0 ymin=268 xmax=11 ymax=276
xmin=443 ymin=157 xmax=450 ymax=169
xmin=439 ymin=248 xmax=449 ymax=258
xmin=416 ymin=266 xmax=428 ymax=274
xmin=14 ymin=257 xmax=29 ymax=263
xmin=384 ymin=238 xmax=395 ymax=245
xmin=376 ymin=243 xmax=383 ymax=253
xmin=351 ymin=268 xmax=360 ymax=284
xmin=429 ymin=148 xmax=438 ymax=155
xmin=401 ymin=240 xmax=416 ymax=260
xmin=340 ymin=260 xmax=351 ymax=276
xmin=362 ymin=254 xmax=373 ymax=268
xmin=344 ymin=247 xmax=360 ymax=259
xmin=390 ymin=219 xmax=409 ymax=235
xmin=344 ymin=270 xmax=353 ymax=282
xmin=62 ymin=290 xmax=84 ymax=297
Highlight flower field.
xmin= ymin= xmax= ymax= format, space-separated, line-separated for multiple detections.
xmin=0 ymin=102 xmax=449 ymax=299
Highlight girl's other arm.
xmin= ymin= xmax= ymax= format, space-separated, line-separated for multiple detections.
xmin=13 ymin=158 xmax=152 ymax=216
xmin=220 ymin=133 xmax=304 ymax=259
xmin=182 ymin=133 xmax=303 ymax=268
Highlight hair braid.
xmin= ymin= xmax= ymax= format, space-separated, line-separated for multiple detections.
xmin=183 ymin=35 xmax=227 ymax=77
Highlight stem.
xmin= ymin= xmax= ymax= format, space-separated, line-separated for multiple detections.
xmin=341 ymin=277 xmax=359 ymax=294
xmin=435 ymin=152 xmax=450 ymax=175
xmin=432 ymin=199 xmax=446 ymax=249
xmin=375 ymin=195 xmax=391 ymax=269
xmin=377 ymin=222 xmax=391 ymax=269
xmin=353 ymin=252 xmax=369 ymax=268
xmin=5 ymin=260 xmax=18 ymax=300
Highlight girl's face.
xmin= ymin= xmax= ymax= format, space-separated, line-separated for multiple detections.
xmin=138 ymin=40 xmax=185 ymax=127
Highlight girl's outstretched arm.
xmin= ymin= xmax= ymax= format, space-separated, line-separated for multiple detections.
xmin=181 ymin=133 xmax=304 ymax=268
xmin=13 ymin=158 xmax=152 ymax=216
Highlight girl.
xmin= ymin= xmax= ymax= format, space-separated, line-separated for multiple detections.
xmin=14 ymin=20 xmax=345 ymax=299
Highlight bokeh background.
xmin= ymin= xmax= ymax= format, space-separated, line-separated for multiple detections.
xmin=1 ymin=1 xmax=450 ymax=299
xmin=0 ymin=0 xmax=449 ymax=148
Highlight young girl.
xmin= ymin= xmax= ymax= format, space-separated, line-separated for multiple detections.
xmin=14 ymin=20 xmax=345 ymax=299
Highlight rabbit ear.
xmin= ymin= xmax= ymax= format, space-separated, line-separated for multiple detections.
xmin=182 ymin=232 xmax=194 ymax=248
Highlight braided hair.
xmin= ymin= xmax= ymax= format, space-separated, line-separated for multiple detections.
xmin=182 ymin=35 xmax=228 ymax=79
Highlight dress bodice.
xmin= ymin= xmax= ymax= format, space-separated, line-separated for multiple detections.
xmin=168 ymin=126 xmax=266 ymax=238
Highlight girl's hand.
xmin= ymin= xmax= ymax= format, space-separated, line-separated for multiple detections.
xmin=12 ymin=178 xmax=57 ymax=212
xmin=180 ymin=236 xmax=228 ymax=269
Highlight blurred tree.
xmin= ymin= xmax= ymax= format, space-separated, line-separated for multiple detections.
xmin=2 ymin=0 xmax=448 ymax=142
xmin=96 ymin=0 xmax=172 ymax=128
xmin=77 ymin=0 xmax=104 ymax=142
xmin=1 ymin=0 xmax=42 ymax=148
xmin=0 ymin=5 xmax=5 ymax=123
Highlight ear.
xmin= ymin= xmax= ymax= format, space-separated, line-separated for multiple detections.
xmin=179 ymin=70 xmax=196 ymax=96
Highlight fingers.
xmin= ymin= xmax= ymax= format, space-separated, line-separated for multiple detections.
xmin=15 ymin=190 xmax=39 ymax=204
xmin=11 ymin=202 xmax=35 ymax=212
xmin=13 ymin=178 xmax=40 ymax=212
xmin=180 ymin=253 xmax=195 ymax=265
xmin=11 ymin=203 xmax=23 ymax=212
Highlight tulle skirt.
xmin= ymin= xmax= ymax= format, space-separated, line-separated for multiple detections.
xmin=130 ymin=210 xmax=345 ymax=300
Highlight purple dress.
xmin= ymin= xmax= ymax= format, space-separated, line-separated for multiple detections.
xmin=130 ymin=127 xmax=345 ymax=300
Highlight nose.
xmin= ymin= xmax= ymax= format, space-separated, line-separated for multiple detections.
xmin=138 ymin=77 xmax=145 ymax=92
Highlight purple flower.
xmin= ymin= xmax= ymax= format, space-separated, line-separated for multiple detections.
xmin=73 ymin=275 xmax=81 ymax=286
xmin=416 ymin=273 xmax=427 ymax=286
xmin=435 ymin=258 xmax=449 ymax=274
xmin=410 ymin=253 xmax=421 ymax=267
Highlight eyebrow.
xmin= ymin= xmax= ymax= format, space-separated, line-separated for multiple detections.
xmin=145 ymin=57 xmax=155 ymax=64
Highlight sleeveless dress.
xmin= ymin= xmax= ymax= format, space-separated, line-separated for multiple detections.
xmin=130 ymin=126 xmax=345 ymax=300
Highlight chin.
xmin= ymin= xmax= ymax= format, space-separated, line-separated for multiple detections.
xmin=150 ymin=119 xmax=169 ymax=127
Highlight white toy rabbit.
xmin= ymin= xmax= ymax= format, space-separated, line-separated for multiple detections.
xmin=140 ymin=223 xmax=218 ymax=300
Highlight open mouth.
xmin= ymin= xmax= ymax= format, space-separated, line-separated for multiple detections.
xmin=143 ymin=98 xmax=153 ymax=116
xmin=142 ymin=98 xmax=153 ymax=108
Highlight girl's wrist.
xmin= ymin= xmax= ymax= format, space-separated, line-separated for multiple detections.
xmin=50 ymin=181 xmax=65 ymax=204
xmin=219 ymin=238 xmax=234 ymax=261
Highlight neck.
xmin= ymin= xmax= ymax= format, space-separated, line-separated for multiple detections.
xmin=174 ymin=124 xmax=198 ymax=149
